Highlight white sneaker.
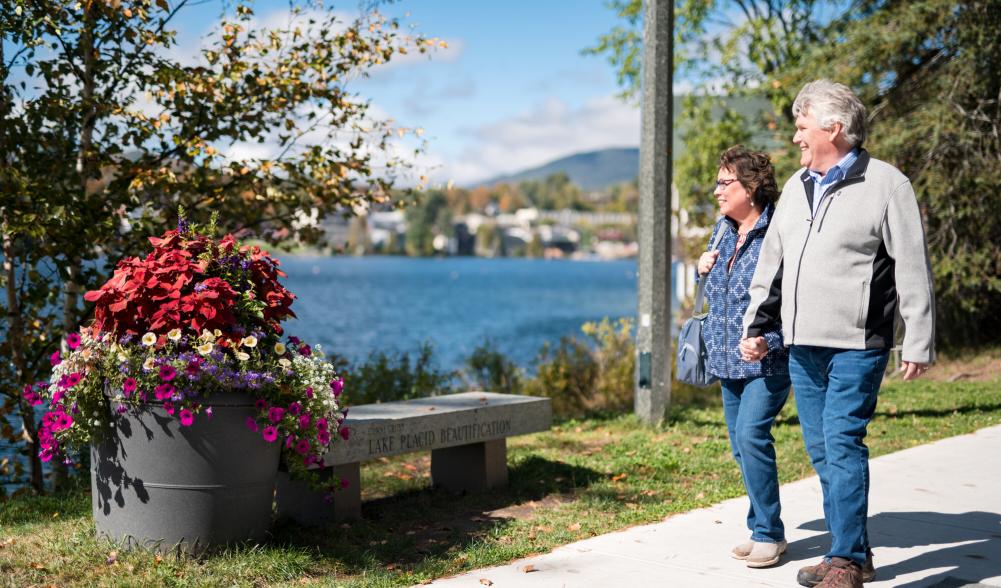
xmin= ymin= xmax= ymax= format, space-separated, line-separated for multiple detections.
xmin=745 ymin=540 xmax=788 ymax=568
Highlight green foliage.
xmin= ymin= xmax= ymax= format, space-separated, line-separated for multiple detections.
xmin=404 ymin=190 xmax=452 ymax=257
xmin=0 ymin=0 xmax=438 ymax=490
xmin=342 ymin=343 xmax=456 ymax=406
xmin=463 ymin=340 xmax=524 ymax=395
xmin=590 ymin=0 xmax=1001 ymax=348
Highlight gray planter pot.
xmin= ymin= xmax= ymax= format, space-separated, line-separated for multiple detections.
xmin=91 ymin=391 xmax=280 ymax=554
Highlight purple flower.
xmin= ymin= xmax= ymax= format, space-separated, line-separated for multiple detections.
xmin=298 ymin=414 xmax=310 ymax=429
xmin=179 ymin=409 xmax=194 ymax=427
xmin=177 ymin=218 xmax=189 ymax=233
xmin=268 ymin=406 xmax=285 ymax=423
xmin=245 ymin=416 xmax=259 ymax=432
xmin=305 ymin=387 xmax=314 ymax=399
xmin=159 ymin=365 xmax=176 ymax=382
xmin=116 ymin=405 xmax=127 ymax=414
xmin=299 ymin=345 xmax=312 ymax=357
xmin=288 ymin=402 xmax=301 ymax=416
xmin=66 ymin=332 xmax=81 ymax=350
xmin=261 ymin=426 xmax=278 ymax=443
xmin=294 ymin=439 xmax=311 ymax=455
xmin=186 ymin=361 xmax=201 ymax=377
xmin=316 ymin=418 xmax=328 ymax=432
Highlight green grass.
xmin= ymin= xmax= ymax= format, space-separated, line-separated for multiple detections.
xmin=3 ymin=378 xmax=1001 ymax=587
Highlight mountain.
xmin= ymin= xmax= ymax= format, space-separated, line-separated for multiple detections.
xmin=474 ymin=147 xmax=640 ymax=192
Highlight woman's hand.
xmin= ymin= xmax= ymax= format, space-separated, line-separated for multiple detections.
xmin=698 ymin=250 xmax=720 ymax=276
xmin=739 ymin=336 xmax=768 ymax=362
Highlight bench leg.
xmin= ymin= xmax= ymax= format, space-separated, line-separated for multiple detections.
xmin=275 ymin=463 xmax=361 ymax=525
xmin=431 ymin=439 xmax=508 ymax=493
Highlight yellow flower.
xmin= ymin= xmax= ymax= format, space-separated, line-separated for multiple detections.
xmin=167 ymin=328 xmax=182 ymax=342
xmin=235 ymin=351 xmax=250 ymax=361
xmin=141 ymin=332 xmax=157 ymax=347
xmin=242 ymin=335 xmax=258 ymax=348
xmin=143 ymin=357 xmax=156 ymax=370
xmin=274 ymin=342 xmax=286 ymax=355
xmin=197 ymin=342 xmax=213 ymax=355
xmin=213 ymin=329 xmax=222 ymax=338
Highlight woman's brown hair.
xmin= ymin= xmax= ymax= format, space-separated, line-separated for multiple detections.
xmin=719 ymin=146 xmax=779 ymax=208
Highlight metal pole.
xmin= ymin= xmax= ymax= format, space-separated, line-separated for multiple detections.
xmin=635 ymin=0 xmax=673 ymax=424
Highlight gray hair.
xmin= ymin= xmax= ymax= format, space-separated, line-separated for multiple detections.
xmin=792 ymin=79 xmax=867 ymax=148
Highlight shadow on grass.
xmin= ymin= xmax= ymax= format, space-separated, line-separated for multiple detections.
xmin=0 ymin=487 xmax=91 ymax=526
xmin=271 ymin=455 xmax=603 ymax=570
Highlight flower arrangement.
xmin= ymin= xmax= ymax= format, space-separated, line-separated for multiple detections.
xmin=33 ymin=216 xmax=348 ymax=490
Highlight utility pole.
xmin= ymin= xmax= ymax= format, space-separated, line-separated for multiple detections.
xmin=635 ymin=0 xmax=673 ymax=424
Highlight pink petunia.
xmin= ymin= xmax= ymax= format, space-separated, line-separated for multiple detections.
xmin=339 ymin=427 xmax=350 ymax=441
xmin=317 ymin=430 xmax=331 ymax=445
xmin=159 ymin=365 xmax=177 ymax=382
xmin=179 ymin=409 xmax=194 ymax=426
xmin=205 ymin=406 xmax=213 ymax=420
xmin=50 ymin=350 xmax=61 ymax=366
xmin=163 ymin=401 xmax=175 ymax=416
xmin=51 ymin=390 xmax=64 ymax=404
xmin=154 ymin=383 xmax=175 ymax=400
xmin=254 ymin=398 xmax=268 ymax=411
xmin=66 ymin=332 xmax=81 ymax=350
xmin=330 ymin=378 xmax=344 ymax=397
xmin=288 ymin=402 xmax=301 ymax=416
xmin=340 ymin=478 xmax=350 ymax=489
xmin=66 ymin=372 xmax=83 ymax=387
xmin=268 ymin=406 xmax=285 ymax=423
xmin=316 ymin=418 xmax=328 ymax=432
xmin=299 ymin=345 xmax=312 ymax=357
xmin=39 ymin=447 xmax=54 ymax=463
xmin=186 ymin=361 xmax=201 ymax=377
xmin=123 ymin=377 xmax=137 ymax=396
xmin=245 ymin=416 xmax=259 ymax=432
xmin=294 ymin=439 xmax=311 ymax=455
xmin=305 ymin=386 xmax=313 ymax=398
xmin=298 ymin=414 xmax=311 ymax=429
xmin=261 ymin=426 xmax=278 ymax=443
xmin=54 ymin=412 xmax=73 ymax=431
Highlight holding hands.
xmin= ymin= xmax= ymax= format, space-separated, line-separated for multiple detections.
xmin=739 ymin=336 xmax=769 ymax=362
xmin=698 ymin=250 xmax=720 ymax=276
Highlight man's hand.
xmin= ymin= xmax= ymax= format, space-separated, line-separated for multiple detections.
xmin=698 ymin=250 xmax=720 ymax=276
xmin=739 ymin=336 xmax=769 ymax=362
xmin=901 ymin=361 xmax=930 ymax=381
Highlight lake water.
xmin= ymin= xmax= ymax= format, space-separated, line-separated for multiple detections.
xmin=279 ymin=256 xmax=641 ymax=371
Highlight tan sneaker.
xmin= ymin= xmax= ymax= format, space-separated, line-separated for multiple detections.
xmin=730 ymin=540 xmax=755 ymax=560
xmin=745 ymin=540 xmax=788 ymax=568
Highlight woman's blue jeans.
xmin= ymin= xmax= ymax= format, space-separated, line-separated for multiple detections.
xmin=720 ymin=372 xmax=791 ymax=543
xmin=789 ymin=346 xmax=890 ymax=567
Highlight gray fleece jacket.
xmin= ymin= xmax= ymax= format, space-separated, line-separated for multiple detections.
xmin=742 ymin=150 xmax=936 ymax=363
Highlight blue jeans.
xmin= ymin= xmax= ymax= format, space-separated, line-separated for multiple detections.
xmin=789 ymin=346 xmax=890 ymax=566
xmin=721 ymin=373 xmax=791 ymax=543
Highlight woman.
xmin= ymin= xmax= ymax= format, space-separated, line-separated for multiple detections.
xmin=698 ymin=146 xmax=791 ymax=568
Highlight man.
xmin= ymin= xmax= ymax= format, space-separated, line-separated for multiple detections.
xmin=739 ymin=79 xmax=936 ymax=588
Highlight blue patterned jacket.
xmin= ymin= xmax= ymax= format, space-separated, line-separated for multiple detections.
xmin=699 ymin=205 xmax=789 ymax=380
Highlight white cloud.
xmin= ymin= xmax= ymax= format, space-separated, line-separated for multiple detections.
xmin=427 ymin=95 xmax=642 ymax=186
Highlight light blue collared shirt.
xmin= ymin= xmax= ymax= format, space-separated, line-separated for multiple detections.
xmin=807 ymin=148 xmax=859 ymax=217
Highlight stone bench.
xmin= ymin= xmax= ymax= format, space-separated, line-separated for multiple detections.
xmin=276 ymin=391 xmax=552 ymax=524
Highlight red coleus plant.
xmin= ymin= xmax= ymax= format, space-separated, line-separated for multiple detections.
xmin=84 ymin=227 xmax=295 ymax=341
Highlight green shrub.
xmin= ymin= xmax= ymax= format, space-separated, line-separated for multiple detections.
xmin=341 ymin=343 xmax=456 ymax=405
xmin=463 ymin=340 xmax=524 ymax=394
xmin=523 ymin=335 xmax=599 ymax=418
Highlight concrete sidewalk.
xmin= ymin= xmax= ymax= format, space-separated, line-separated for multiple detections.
xmin=428 ymin=424 xmax=1001 ymax=588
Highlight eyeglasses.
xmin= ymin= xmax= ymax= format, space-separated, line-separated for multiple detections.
xmin=715 ymin=178 xmax=739 ymax=188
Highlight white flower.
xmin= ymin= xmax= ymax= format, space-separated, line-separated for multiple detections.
xmin=141 ymin=332 xmax=157 ymax=346
xmin=278 ymin=358 xmax=291 ymax=368
xmin=242 ymin=335 xmax=258 ymax=349
xmin=167 ymin=328 xmax=182 ymax=342
xmin=198 ymin=342 xmax=213 ymax=355
xmin=199 ymin=329 xmax=214 ymax=341
xmin=143 ymin=357 xmax=156 ymax=370
xmin=274 ymin=342 xmax=286 ymax=355
xmin=235 ymin=351 xmax=250 ymax=361
xmin=213 ymin=329 xmax=222 ymax=337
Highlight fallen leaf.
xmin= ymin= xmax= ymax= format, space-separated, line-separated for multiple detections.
xmin=154 ymin=554 xmax=163 ymax=565
xmin=479 ymin=579 xmax=493 ymax=586
xmin=568 ymin=522 xmax=582 ymax=531
xmin=611 ymin=473 xmax=627 ymax=482
xmin=30 ymin=563 xmax=45 ymax=570
xmin=106 ymin=550 xmax=118 ymax=565
xmin=521 ymin=564 xmax=538 ymax=573
xmin=402 ymin=463 xmax=418 ymax=472
xmin=641 ymin=489 xmax=657 ymax=497
xmin=695 ymin=492 xmax=705 ymax=500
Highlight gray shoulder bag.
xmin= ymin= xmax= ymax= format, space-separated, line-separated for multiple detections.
xmin=675 ymin=222 xmax=725 ymax=387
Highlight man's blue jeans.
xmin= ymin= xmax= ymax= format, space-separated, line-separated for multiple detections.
xmin=789 ymin=346 xmax=890 ymax=566
xmin=721 ymin=373 xmax=791 ymax=543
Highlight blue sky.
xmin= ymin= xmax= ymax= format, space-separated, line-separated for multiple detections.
xmin=171 ymin=0 xmax=642 ymax=186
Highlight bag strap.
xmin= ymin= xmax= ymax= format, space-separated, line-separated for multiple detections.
xmin=692 ymin=220 xmax=726 ymax=316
